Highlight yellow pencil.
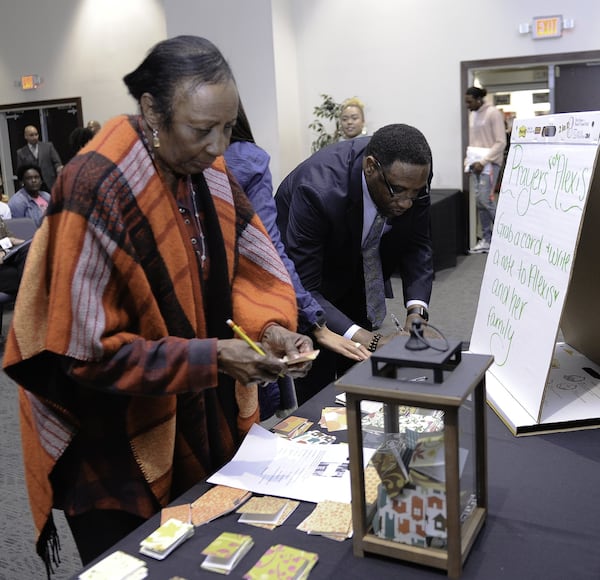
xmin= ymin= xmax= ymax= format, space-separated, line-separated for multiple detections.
xmin=226 ymin=319 xmax=266 ymax=356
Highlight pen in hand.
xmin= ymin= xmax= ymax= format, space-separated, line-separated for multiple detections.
xmin=390 ymin=312 xmax=404 ymax=333
xmin=226 ymin=319 xmax=266 ymax=356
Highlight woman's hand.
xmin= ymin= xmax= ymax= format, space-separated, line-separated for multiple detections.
xmin=217 ymin=339 xmax=287 ymax=385
xmin=313 ymin=325 xmax=370 ymax=362
xmin=261 ymin=325 xmax=314 ymax=378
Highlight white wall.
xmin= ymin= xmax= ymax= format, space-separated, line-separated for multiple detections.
xmin=1 ymin=0 xmax=599 ymax=188
xmin=0 ymin=0 xmax=167 ymax=124
xmin=164 ymin=0 xmax=284 ymax=179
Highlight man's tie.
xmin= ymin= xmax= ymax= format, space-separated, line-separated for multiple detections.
xmin=362 ymin=213 xmax=387 ymax=328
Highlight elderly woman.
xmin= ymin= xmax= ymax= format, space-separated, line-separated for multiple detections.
xmin=3 ymin=36 xmax=313 ymax=573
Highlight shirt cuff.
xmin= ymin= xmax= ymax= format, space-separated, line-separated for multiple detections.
xmin=343 ymin=324 xmax=361 ymax=339
xmin=406 ymin=299 xmax=428 ymax=309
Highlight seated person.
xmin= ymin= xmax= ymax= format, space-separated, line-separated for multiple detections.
xmin=0 ymin=216 xmax=30 ymax=294
xmin=0 ymin=200 xmax=11 ymax=219
xmin=10 ymin=163 xmax=51 ymax=228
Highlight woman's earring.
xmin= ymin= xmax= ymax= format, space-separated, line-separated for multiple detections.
xmin=152 ymin=128 xmax=160 ymax=149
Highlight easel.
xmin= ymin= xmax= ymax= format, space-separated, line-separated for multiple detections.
xmin=470 ymin=112 xmax=600 ymax=434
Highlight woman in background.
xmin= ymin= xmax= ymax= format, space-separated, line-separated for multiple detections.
xmin=224 ymin=102 xmax=370 ymax=417
xmin=339 ymin=96 xmax=367 ymax=140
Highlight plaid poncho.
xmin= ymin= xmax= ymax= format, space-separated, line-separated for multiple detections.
xmin=3 ymin=115 xmax=297 ymax=574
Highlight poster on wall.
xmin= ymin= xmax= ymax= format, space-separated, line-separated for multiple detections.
xmin=470 ymin=111 xmax=600 ymax=433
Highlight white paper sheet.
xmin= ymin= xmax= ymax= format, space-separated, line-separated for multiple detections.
xmin=207 ymin=424 xmax=375 ymax=504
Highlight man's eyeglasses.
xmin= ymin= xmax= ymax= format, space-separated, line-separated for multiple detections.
xmin=373 ymin=158 xmax=429 ymax=202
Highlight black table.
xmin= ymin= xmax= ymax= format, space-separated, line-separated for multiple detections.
xmin=74 ymin=384 xmax=600 ymax=580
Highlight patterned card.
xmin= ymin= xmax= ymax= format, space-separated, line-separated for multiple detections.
xmin=160 ymin=503 xmax=191 ymax=525
xmin=243 ymin=544 xmax=318 ymax=580
xmin=291 ymin=430 xmax=337 ymax=445
xmin=191 ymin=485 xmax=251 ymax=526
xmin=237 ymin=496 xmax=289 ymax=516
xmin=139 ymin=518 xmax=194 ymax=560
xmin=201 ymin=532 xmax=254 ymax=574
xmin=202 ymin=532 xmax=253 ymax=559
xmin=79 ymin=550 xmax=147 ymax=580
xmin=296 ymin=500 xmax=352 ymax=537
xmin=272 ymin=416 xmax=311 ymax=438
xmin=319 ymin=407 xmax=347 ymax=432
xmin=243 ymin=500 xmax=300 ymax=530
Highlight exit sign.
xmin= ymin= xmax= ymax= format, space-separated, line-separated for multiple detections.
xmin=20 ymin=75 xmax=40 ymax=90
xmin=532 ymin=15 xmax=562 ymax=39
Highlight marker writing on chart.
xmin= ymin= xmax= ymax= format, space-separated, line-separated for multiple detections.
xmin=226 ymin=319 xmax=266 ymax=356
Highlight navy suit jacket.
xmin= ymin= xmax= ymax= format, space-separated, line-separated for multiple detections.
xmin=16 ymin=141 xmax=62 ymax=191
xmin=275 ymin=137 xmax=433 ymax=334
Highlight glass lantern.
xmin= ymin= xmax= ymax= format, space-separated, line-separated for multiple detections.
xmin=335 ymin=334 xmax=493 ymax=579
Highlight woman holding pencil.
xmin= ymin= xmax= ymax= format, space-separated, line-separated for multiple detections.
xmin=3 ymin=36 xmax=314 ymax=573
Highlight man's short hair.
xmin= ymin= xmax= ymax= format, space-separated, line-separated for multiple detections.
xmin=16 ymin=163 xmax=42 ymax=182
xmin=365 ymin=124 xmax=431 ymax=168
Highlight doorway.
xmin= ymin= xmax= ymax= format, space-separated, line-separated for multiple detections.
xmin=460 ymin=50 xmax=600 ymax=250
xmin=0 ymin=97 xmax=83 ymax=197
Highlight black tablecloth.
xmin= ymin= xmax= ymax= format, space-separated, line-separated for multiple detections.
xmin=74 ymin=384 xmax=600 ymax=580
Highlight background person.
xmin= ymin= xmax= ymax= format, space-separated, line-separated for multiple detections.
xmin=0 ymin=198 xmax=11 ymax=219
xmin=464 ymin=85 xmax=506 ymax=254
xmin=224 ymin=102 xmax=370 ymax=416
xmin=16 ymin=125 xmax=63 ymax=191
xmin=68 ymin=126 xmax=95 ymax=158
xmin=339 ymin=96 xmax=366 ymax=140
xmin=3 ymin=35 xmax=313 ymax=572
xmin=275 ymin=124 xmax=434 ymax=403
xmin=0 ymin=216 xmax=30 ymax=294
xmin=86 ymin=119 xmax=102 ymax=135
xmin=10 ymin=163 xmax=51 ymax=227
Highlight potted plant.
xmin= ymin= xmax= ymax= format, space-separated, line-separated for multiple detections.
xmin=308 ymin=94 xmax=342 ymax=153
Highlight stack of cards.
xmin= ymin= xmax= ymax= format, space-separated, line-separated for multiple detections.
xmin=79 ymin=550 xmax=147 ymax=580
xmin=236 ymin=495 xmax=299 ymax=529
xmin=139 ymin=518 xmax=194 ymax=560
xmin=191 ymin=485 xmax=252 ymax=526
xmin=243 ymin=544 xmax=318 ymax=580
xmin=200 ymin=531 xmax=254 ymax=575
xmin=297 ymin=500 xmax=353 ymax=541
xmin=272 ymin=415 xmax=313 ymax=439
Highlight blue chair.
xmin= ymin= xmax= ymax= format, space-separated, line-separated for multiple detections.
xmin=0 ymin=217 xmax=37 ymax=340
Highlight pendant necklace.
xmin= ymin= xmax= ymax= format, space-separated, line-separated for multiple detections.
xmin=189 ymin=177 xmax=207 ymax=267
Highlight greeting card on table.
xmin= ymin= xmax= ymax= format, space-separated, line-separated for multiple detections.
xmin=236 ymin=496 xmax=289 ymax=525
xmin=201 ymin=531 xmax=254 ymax=575
xmin=272 ymin=416 xmax=312 ymax=439
xmin=243 ymin=544 xmax=318 ymax=580
xmin=160 ymin=503 xmax=192 ymax=525
xmin=139 ymin=518 xmax=194 ymax=560
xmin=79 ymin=550 xmax=147 ymax=580
xmin=191 ymin=485 xmax=252 ymax=526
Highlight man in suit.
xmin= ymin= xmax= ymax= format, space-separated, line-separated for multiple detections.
xmin=275 ymin=123 xmax=434 ymax=402
xmin=16 ymin=125 xmax=63 ymax=191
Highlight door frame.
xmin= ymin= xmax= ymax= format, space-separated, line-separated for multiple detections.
xmin=460 ymin=50 xmax=600 ymax=248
